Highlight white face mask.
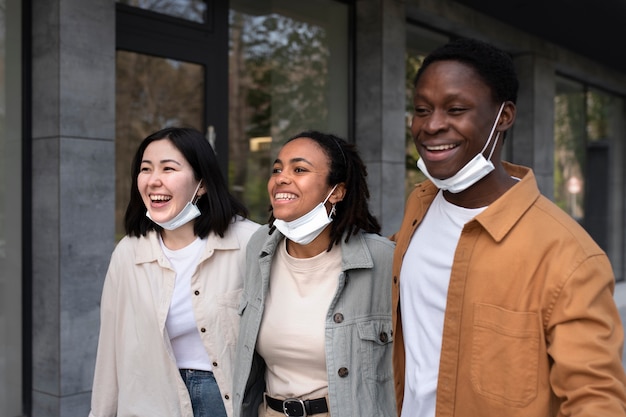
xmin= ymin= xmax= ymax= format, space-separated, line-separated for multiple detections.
xmin=146 ymin=181 xmax=202 ymax=230
xmin=417 ymin=102 xmax=506 ymax=193
xmin=273 ymin=185 xmax=338 ymax=245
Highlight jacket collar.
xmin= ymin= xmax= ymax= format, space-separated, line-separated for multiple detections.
xmin=473 ymin=162 xmax=541 ymax=243
xmin=407 ymin=161 xmax=541 ymax=244
xmin=134 ymin=227 xmax=244 ymax=265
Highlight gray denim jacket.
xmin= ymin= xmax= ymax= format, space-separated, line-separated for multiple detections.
xmin=232 ymin=225 xmax=397 ymax=417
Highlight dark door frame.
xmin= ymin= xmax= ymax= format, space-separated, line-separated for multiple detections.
xmin=116 ymin=1 xmax=230 ymax=174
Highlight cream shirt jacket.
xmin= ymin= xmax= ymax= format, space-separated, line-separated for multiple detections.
xmin=89 ymin=217 xmax=260 ymax=417
xmin=391 ymin=162 xmax=626 ymax=417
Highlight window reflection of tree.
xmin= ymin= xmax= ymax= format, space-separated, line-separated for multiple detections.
xmin=404 ymin=53 xmax=426 ymax=198
xmin=229 ymin=10 xmax=331 ymax=223
xmin=115 ymin=51 xmax=203 ymax=239
xmin=554 ymin=83 xmax=585 ymax=219
xmin=117 ymin=0 xmax=206 ymax=23
xmin=555 ymin=83 xmax=615 ymax=220
xmin=587 ymin=90 xmax=612 ymax=142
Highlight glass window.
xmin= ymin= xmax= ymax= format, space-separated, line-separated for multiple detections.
xmin=117 ymin=0 xmax=207 ymax=23
xmin=584 ymin=88 xmax=615 ymax=254
xmin=554 ymin=77 xmax=586 ymax=221
xmin=555 ymin=76 xmax=625 ymax=277
xmin=587 ymin=88 xmax=616 ymax=142
xmin=228 ymin=0 xmax=350 ymax=223
xmin=115 ymin=51 xmax=204 ymax=239
xmin=404 ymin=25 xmax=448 ymax=198
xmin=0 ymin=0 xmax=22 ymax=414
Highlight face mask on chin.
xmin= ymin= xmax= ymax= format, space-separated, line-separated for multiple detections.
xmin=272 ymin=184 xmax=338 ymax=246
xmin=146 ymin=181 xmax=202 ymax=231
xmin=417 ymin=102 xmax=506 ymax=194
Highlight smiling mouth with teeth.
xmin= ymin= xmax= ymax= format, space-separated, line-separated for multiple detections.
xmin=274 ymin=193 xmax=297 ymax=200
xmin=425 ymin=143 xmax=458 ymax=151
xmin=150 ymin=195 xmax=172 ymax=202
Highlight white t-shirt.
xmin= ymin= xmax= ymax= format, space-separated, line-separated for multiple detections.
xmin=400 ymin=191 xmax=486 ymax=417
xmin=161 ymin=236 xmax=213 ymax=371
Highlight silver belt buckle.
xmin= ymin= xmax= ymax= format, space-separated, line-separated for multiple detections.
xmin=282 ymin=398 xmax=307 ymax=417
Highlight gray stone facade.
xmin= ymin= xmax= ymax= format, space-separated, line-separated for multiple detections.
xmin=30 ymin=0 xmax=115 ymax=415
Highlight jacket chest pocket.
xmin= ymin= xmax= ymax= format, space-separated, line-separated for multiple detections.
xmin=471 ymin=303 xmax=539 ymax=407
xmin=357 ymin=319 xmax=394 ymax=382
xmin=214 ymin=289 xmax=243 ymax=347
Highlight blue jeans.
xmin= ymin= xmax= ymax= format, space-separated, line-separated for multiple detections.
xmin=179 ymin=369 xmax=227 ymax=417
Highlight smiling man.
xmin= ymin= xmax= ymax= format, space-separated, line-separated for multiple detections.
xmin=391 ymin=38 xmax=626 ymax=417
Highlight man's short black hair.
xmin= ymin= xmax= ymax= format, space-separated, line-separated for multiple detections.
xmin=414 ymin=37 xmax=519 ymax=104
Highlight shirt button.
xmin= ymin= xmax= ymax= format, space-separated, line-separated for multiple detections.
xmin=213 ymin=361 xmax=218 ymax=367
xmin=200 ymin=328 xmax=206 ymax=333
xmin=379 ymin=332 xmax=388 ymax=343
xmin=194 ymin=290 xmax=200 ymax=295
xmin=333 ymin=313 xmax=344 ymax=323
xmin=338 ymin=367 xmax=349 ymax=377
xmin=224 ymin=394 xmax=230 ymax=400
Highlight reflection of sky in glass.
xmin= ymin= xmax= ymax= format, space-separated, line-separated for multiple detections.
xmin=231 ymin=12 xmax=323 ymax=58
xmin=119 ymin=0 xmax=206 ymax=23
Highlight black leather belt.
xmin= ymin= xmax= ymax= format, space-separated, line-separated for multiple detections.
xmin=265 ymin=395 xmax=328 ymax=416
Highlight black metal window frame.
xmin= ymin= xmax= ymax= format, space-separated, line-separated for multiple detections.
xmin=115 ymin=1 xmax=230 ymax=173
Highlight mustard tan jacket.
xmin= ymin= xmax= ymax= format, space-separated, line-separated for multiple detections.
xmin=391 ymin=162 xmax=626 ymax=417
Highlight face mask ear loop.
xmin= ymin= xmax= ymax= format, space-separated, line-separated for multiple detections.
xmin=323 ymin=184 xmax=339 ymax=218
xmin=481 ymin=102 xmax=507 ymax=156
xmin=329 ymin=203 xmax=337 ymax=218
xmin=323 ymin=184 xmax=339 ymax=205
xmin=486 ymin=132 xmax=500 ymax=162
xmin=191 ymin=180 xmax=203 ymax=204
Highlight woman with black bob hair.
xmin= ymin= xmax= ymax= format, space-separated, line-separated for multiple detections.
xmin=125 ymin=127 xmax=249 ymax=238
xmin=90 ymin=127 xmax=260 ymax=417
xmin=233 ymin=131 xmax=396 ymax=417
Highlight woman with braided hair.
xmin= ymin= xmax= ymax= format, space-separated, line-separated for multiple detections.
xmin=233 ymin=131 xmax=396 ymax=417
